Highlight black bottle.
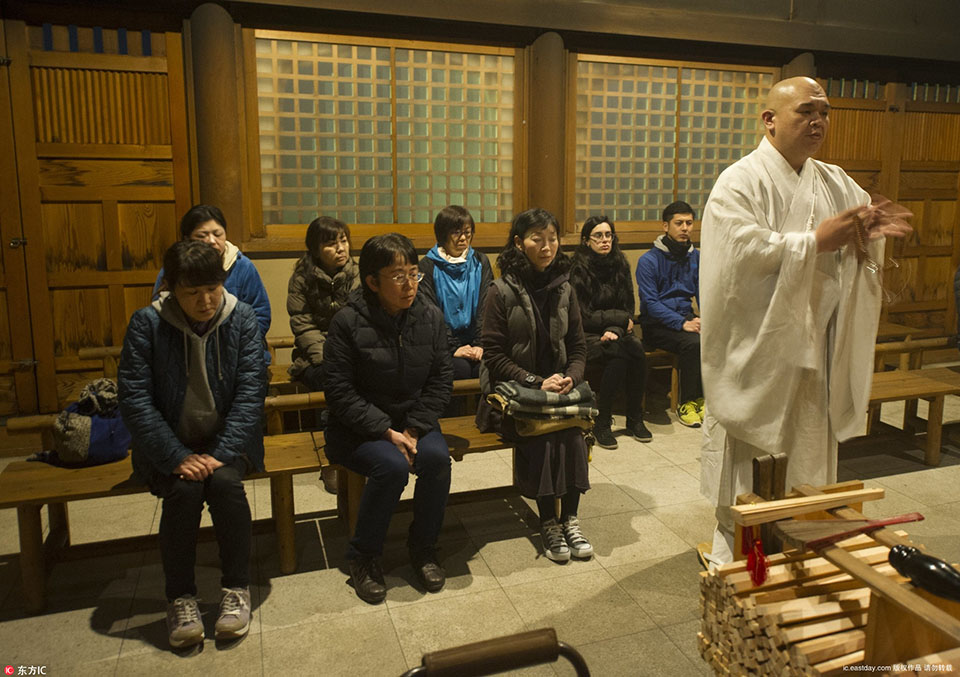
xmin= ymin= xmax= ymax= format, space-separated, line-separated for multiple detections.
xmin=888 ymin=545 xmax=960 ymax=603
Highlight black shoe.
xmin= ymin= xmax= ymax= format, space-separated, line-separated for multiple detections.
xmin=320 ymin=465 xmax=338 ymax=494
xmin=627 ymin=420 xmax=653 ymax=442
xmin=409 ymin=547 xmax=445 ymax=593
xmin=348 ymin=555 xmax=386 ymax=604
xmin=593 ymin=423 xmax=618 ymax=449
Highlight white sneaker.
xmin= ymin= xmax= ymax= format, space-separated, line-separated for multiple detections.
xmin=540 ymin=518 xmax=571 ymax=562
xmin=562 ymin=516 xmax=594 ymax=558
xmin=166 ymin=595 xmax=204 ymax=648
xmin=215 ymin=587 xmax=251 ymax=640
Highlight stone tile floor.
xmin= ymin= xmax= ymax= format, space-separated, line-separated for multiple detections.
xmin=1 ymin=394 xmax=959 ymax=676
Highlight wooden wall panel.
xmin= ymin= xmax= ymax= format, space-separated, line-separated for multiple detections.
xmin=0 ymin=378 xmax=17 ymax=416
xmin=124 ymin=287 xmax=153 ymax=320
xmin=119 ymin=202 xmax=176 ymax=269
xmin=0 ymin=293 xmax=12 ymax=361
xmin=27 ymin=26 xmax=165 ymax=57
xmin=40 ymin=203 xmax=105 ymax=272
xmin=50 ymin=288 xmax=111 ymax=356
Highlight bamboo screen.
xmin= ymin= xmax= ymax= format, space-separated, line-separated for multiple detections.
xmin=255 ymin=33 xmax=515 ymax=226
xmin=574 ymin=58 xmax=775 ymax=223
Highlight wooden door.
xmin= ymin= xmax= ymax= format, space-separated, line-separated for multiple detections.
xmin=0 ymin=17 xmax=39 ymax=416
xmin=3 ymin=20 xmax=191 ymax=412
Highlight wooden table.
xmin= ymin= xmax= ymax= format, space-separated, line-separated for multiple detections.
xmin=877 ymin=321 xmax=926 ymax=342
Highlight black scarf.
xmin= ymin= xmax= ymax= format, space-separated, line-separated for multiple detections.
xmin=662 ymin=234 xmax=691 ymax=261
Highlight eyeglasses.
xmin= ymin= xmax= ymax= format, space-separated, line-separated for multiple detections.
xmin=386 ymin=271 xmax=425 ymax=285
xmin=450 ymin=228 xmax=473 ymax=241
xmin=589 ymin=232 xmax=614 ymax=242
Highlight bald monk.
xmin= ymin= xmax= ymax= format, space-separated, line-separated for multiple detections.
xmin=698 ymin=76 xmax=912 ymax=567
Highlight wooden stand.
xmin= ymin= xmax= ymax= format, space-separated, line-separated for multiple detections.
xmin=700 ymin=480 xmax=960 ymax=675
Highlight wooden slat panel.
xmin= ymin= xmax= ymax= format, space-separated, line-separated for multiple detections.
xmin=118 ymin=202 xmax=177 ymax=270
xmin=124 ymin=286 xmax=153 ymax=323
xmin=31 ymin=67 xmax=170 ymax=145
xmin=845 ymin=169 xmax=882 ymax=194
xmin=817 ymin=107 xmax=883 ymax=161
xmin=40 ymin=203 xmax=105 ymax=273
xmin=50 ymin=288 xmax=111 ymax=356
xmin=902 ymin=111 xmax=960 ymax=162
xmin=38 ymin=158 xmax=173 ymax=188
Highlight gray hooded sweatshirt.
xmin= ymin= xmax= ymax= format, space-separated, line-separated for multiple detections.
xmin=153 ymin=290 xmax=238 ymax=450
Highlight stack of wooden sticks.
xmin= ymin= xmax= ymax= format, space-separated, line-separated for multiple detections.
xmin=699 ymin=531 xmax=911 ymax=676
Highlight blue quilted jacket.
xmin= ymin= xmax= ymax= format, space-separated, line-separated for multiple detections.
xmin=118 ymin=293 xmax=267 ymax=490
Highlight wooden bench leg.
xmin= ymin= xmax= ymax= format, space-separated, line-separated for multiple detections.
xmin=670 ymin=360 xmax=679 ymax=411
xmin=903 ymin=398 xmax=919 ymax=433
xmin=17 ymin=504 xmax=46 ymax=614
xmin=924 ymin=396 xmax=944 ymax=466
xmin=269 ymin=475 xmax=297 ymax=574
xmin=344 ymin=470 xmax=365 ymax=536
xmin=47 ymin=503 xmax=70 ymax=550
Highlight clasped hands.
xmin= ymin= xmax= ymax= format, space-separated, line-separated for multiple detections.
xmin=384 ymin=427 xmax=419 ymax=467
xmin=174 ymin=453 xmax=224 ymax=481
xmin=815 ymin=194 xmax=913 ymax=254
xmin=541 ymin=373 xmax=573 ymax=395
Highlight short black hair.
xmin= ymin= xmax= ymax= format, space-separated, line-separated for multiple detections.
xmin=306 ymin=216 xmax=350 ymax=257
xmin=433 ymin=205 xmax=475 ymax=246
xmin=580 ymin=215 xmax=616 ymax=243
xmin=180 ymin=204 xmax=226 ymax=240
xmin=359 ymin=233 xmax=418 ymax=293
xmin=662 ymin=201 xmax=696 ymax=223
xmin=162 ymin=240 xmax=227 ymax=289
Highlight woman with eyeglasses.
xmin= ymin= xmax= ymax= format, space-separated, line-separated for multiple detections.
xmin=323 ymin=233 xmax=453 ymax=604
xmin=570 ymin=216 xmax=652 ymax=449
xmin=418 ymin=206 xmax=494 ymax=380
xmin=477 ymin=208 xmax=593 ymax=563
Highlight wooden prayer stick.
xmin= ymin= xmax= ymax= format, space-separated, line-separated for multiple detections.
xmin=730 ymin=488 xmax=885 ymax=526
xmin=776 ymin=512 xmax=925 ymax=551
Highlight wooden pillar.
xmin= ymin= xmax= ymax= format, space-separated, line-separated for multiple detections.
xmin=190 ymin=3 xmax=245 ymax=244
xmin=527 ymin=32 xmax=567 ymax=225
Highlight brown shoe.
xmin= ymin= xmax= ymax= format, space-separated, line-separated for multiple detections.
xmin=321 ymin=465 xmax=338 ymax=494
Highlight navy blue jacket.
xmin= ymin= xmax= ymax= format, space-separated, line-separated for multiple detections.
xmin=635 ymin=238 xmax=700 ymax=331
xmin=118 ymin=298 xmax=267 ymax=489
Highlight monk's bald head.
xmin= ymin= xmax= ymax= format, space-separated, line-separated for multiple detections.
xmin=763 ymin=77 xmax=825 ymax=114
xmin=761 ymin=76 xmax=831 ymax=171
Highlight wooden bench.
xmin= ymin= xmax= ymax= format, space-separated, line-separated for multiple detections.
xmin=0 ymin=377 xmax=498 ymax=613
xmin=866 ymin=369 xmax=960 ymax=466
xmin=873 ymin=336 xmax=954 ymax=373
xmin=0 ymin=430 xmax=322 ymax=614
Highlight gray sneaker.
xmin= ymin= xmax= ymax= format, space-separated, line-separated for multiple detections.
xmin=563 ymin=516 xmax=594 ymax=558
xmin=166 ymin=595 xmax=204 ymax=648
xmin=540 ymin=518 xmax=571 ymax=562
xmin=215 ymin=587 xmax=251 ymax=640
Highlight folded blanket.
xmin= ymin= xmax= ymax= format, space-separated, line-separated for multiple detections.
xmin=494 ymin=380 xmax=595 ymax=407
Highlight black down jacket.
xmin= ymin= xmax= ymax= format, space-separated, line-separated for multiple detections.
xmin=323 ymin=289 xmax=453 ymax=451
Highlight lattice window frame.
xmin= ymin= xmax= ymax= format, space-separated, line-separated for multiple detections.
xmin=570 ymin=54 xmax=778 ymax=232
xmin=253 ymin=30 xmax=521 ymax=235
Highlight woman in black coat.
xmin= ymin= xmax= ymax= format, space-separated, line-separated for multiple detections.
xmin=323 ymin=233 xmax=453 ymax=605
xmin=570 ymin=216 xmax=651 ymax=448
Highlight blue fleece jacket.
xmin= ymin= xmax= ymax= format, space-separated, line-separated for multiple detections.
xmin=635 ymin=235 xmax=700 ymax=331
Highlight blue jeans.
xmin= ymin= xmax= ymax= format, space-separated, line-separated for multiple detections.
xmin=326 ymin=428 xmax=451 ymax=559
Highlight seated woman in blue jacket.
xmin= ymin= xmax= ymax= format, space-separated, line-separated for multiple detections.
xmin=418 ymin=205 xmax=494 ymax=380
xmin=323 ymin=233 xmax=453 ymax=604
xmin=119 ymin=240 xmax=267 ymax=650
xmin=153 ymin=204 xmax=272 ymax=363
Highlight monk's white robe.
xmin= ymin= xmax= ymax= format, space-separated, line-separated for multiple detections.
xmin=699 ymin=137 xmax=883 ymax=559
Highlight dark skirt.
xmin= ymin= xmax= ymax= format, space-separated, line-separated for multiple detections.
xmin=506 ymin=418 xmax=590 ymax=499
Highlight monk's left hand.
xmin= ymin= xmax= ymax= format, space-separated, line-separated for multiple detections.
xmin=862 ymin=195 xmax=913 ymax=240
